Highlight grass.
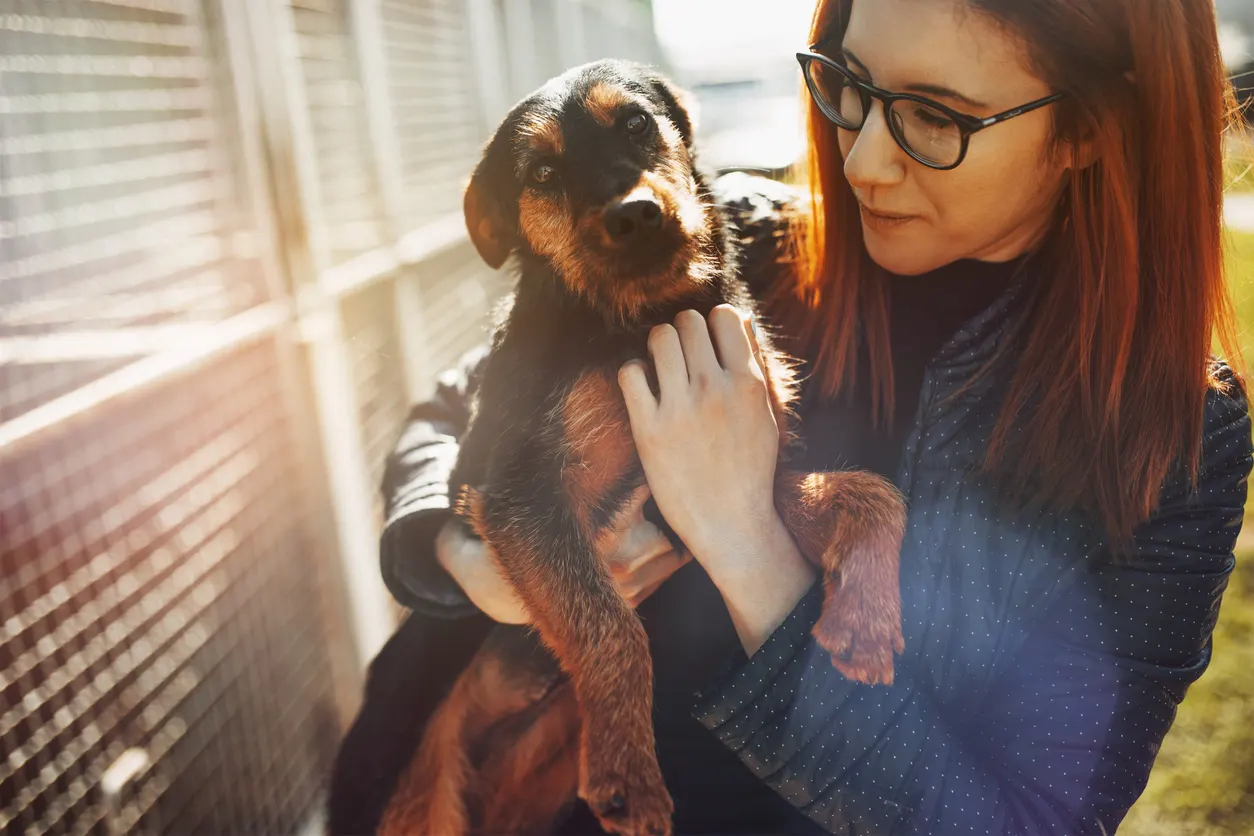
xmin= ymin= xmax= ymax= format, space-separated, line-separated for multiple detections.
xmin=1121 ymin=564 xmax=1254 ymax=834
xmin=1119 ymin=230 xmax=1254 ymax=835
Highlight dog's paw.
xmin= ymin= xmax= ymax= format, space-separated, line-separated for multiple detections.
xmin=580 ymin=746 xmax=673 ymax=836
xmin=813 ymin=575 xmax=904 ymax=686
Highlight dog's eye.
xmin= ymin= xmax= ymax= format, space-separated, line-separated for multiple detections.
xmin=625 ymin=113 xmax=651 ymax=135
xmin=529 ymin=164 xmax=557 ymax=186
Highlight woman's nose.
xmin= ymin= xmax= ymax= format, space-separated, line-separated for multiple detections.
xmin=842 ymin=102 xmax=908 ymax=190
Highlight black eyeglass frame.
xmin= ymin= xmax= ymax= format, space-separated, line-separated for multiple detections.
xmin=796 ymin=49 xmax=1066 ymax=171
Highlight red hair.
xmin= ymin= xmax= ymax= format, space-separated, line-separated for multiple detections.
xmin=771 ymin=0 xmax=1247 ymax=555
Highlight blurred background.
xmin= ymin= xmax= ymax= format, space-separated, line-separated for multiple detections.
xmin=0 ymin=1 xmax=1252 ymax=834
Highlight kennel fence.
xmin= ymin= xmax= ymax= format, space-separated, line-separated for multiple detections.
xmin=0 ymin=1 xmax=665 ymax=833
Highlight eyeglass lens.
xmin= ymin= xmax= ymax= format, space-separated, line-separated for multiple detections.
xmin=805 ymin=59 xmax=964 ymax=167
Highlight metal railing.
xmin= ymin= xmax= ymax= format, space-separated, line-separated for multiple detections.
xmin=0 ymin=0 xmax=664 ymax=832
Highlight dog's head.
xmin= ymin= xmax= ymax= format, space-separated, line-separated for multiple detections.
xmin=463 ymin=60 xmax=719 ymax=324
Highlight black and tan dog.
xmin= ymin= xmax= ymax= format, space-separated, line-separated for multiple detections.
xmin=379 ymin=60 xmax=907 ymax=836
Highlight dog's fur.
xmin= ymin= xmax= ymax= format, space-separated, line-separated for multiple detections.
xmin=378 ymin=61 xmax=907 ymax=836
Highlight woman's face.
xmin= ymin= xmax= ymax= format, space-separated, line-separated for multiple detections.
xmin=836 ymin=0 xmax=1073 ymax=275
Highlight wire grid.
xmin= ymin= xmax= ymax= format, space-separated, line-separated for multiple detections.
xmin=413 ymin=246 xmax=510 ymax=382
xmin=580 ymin=1 xmax=661 ymax=69
xmin=340 ymin=281 xmax=413 ymax=629
xmin=0 ymin=341 xmax=343 ymax=836
xmin=589 ymin=4 xmax=632 ymax=66
xmin=341 ymin=280 xmax=409 ymax=507
xmin=0 ymin=0 xmax=270 ymax=422
xmin=529 ymin=0 xmax=568 ymax=82
xmin=0 ymin=1 xmax=670 ymax=832
xmin=287 ymin=0 xmax=388 ymax=266
xmin=379 ymin=0 xmax=483 ymax=232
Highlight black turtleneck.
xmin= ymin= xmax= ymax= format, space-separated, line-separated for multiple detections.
xmin=556 ymin=254 xmax=1029 ymax=835
xmin=795 ymin=254 xmax=1029 ymax=482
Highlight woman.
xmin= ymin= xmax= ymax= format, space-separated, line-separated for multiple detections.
xmin=329 ymin=0 xmax=1253 ymax=832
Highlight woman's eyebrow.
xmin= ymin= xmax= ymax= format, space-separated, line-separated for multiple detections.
xmin=841 ymin=46 xmax=990 ymax=111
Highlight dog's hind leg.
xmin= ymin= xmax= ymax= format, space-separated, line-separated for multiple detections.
xmin=378 ymin=663 xmax=478 ymax=836
xmin=477 ymin=681 xmax=581 ymax=834
xmin=776 ymin=470 xmax=907 ymax=685
xmin=380 ymin=628 xmax=569 ymax=835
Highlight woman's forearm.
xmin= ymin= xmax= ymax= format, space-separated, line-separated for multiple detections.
xmin=693 ymin=513 xmax=818 ymax=655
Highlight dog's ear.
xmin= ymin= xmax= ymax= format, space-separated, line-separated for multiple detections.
xmin=646 ymin=73 xmax=699 ymax=149
xmin=463 ymin=150 xmax=515 ymax=270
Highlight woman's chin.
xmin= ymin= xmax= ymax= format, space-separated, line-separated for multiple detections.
xmin=863 ymin=231 xmax=944 ymax=277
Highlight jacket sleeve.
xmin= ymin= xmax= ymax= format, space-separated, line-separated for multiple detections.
xmin=380 ymin=344 xmax=489 ymax=618
xmin=692 ymin=368 xmax=1252 ymax=835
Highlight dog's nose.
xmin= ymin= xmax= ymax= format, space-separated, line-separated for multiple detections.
xmin=604 ymin=196 xmax=664 ymax=242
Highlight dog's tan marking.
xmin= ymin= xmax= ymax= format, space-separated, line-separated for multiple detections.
xmin=518 ymin=190 xmax=586 ymax=283
xmin=655 ymin=115 xmax=685 ymax=153
xmin=650 ymin=118 xmax=705 ymax=238
xmin=519 ymin=111 xmax=564 ymax=157
xmin=584 ymin=82 xmax=634 ymax=126
xmin=560 ymin=371 xmax=636 ymax=537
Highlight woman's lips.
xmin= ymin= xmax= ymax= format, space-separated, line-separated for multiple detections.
xmin=858 ymin=203 xmax=918 ymax=231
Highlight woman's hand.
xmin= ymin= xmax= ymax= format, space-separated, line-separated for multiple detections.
xmin=435 ymin=485 xmax=689 ymax=625
xmin=617 ymin=305 xmax=816 ymax=654
xmin=435 ymin=518 xmax=530 ymax=624
xmin=617 ymin=305 xmax=782 ymax=563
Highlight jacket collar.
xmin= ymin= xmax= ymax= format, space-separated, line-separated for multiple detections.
xmin=925 ymin=263 xmax=1035 ymax=394
xmin=894 ymin=263 xmax=1037 ymax=491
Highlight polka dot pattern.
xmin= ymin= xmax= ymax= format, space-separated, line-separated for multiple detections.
xmin=690 ymin=249 xmax=1254 ymax=834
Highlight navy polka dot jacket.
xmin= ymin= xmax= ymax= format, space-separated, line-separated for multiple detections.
xmin=367 ymin=176 xmax=1253 ymax=835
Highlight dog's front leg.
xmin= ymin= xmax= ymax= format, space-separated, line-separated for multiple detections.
xmin=472 ymin=370 xmax=672 ymax=836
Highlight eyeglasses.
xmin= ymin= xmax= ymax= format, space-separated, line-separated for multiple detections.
xmin=796 ymin=49 xmax=1065 ymax=170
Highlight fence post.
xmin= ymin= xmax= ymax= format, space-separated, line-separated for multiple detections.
xmin=235 ymin=0 xmax=394 ymax=670
xmin=556 ymin=0 xmax=587 ymax=70
xmin=347 ymin=0 xmax=435 ymax=405
xmin=466 ymin=0 xmax=512 ymax=133
xmin=501 ymin=0 xmax=540 ymax=98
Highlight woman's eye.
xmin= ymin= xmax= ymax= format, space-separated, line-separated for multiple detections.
xmin=530 ymin=164 xmax=556 ymax=185
xmin=625 ymin=113 xmax=651 ymax=135
xmin=912 ymin=106 xmax=954 ymax=130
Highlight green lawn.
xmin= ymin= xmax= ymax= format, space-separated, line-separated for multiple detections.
xmin=1230 ymin=230 xmax=1254 ymax=355
xmin=1120 ymin=230 xmax=1254 ymax=835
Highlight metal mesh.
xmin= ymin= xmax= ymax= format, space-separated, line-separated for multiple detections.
xmin=1 ymin=1 xmax=666 ymax=833
xmin=0 ymin=2 xmax=348 ymax=834
xmin=413 ymin=247 xmax=511 ymax=381
xmin=529 ymin=0 xmax=567 ymax=81
xmin=380 ymin=0 xmax=483 ymax=231
xmin=0 ymin=342 xmax=343 ymax=835
xmin=341 ymin=281 xmax=408 ymax=498
xmin=287 ymin=0 xmax=387 ymax=265
xmin=0 ymin=0 xmax=269 ymax=422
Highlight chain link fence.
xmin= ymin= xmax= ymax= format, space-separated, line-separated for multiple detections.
xmin=0 ymin=0 xmax=664 ymax=832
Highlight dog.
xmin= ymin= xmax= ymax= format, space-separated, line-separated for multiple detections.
xmin=377 ymin=60 xmax=907 ymax=836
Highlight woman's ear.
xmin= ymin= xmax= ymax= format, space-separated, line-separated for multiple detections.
xmin=1058 ymin=116 xmax=1099 ymax=172
xmin=1063 ymin=71 xmax=1133 ymax=171
xmin=1069 ymin=133 xmax=1099 ymax=171
xmin=463 ymin=160 xmax=514 ymax=270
